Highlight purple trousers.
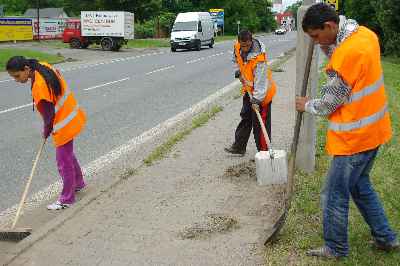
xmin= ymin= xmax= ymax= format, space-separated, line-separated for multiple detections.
xmin=56 ymin=140 xmax=85 ymax=204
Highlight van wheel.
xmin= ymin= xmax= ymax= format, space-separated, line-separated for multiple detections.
xmin=196 ymin=41 xmax=201 ymax=51
xmin=171 ymin=46 xmax=176 ymax=52
xmin=70 ymin=38 xmax=82 ymax=49
xmin=209 ymin=38 xmax=214 ymax=48
xmin=101 ymin=37 xmax=113 ymax=51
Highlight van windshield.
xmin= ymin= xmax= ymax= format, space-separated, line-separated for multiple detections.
xmin=172 ymin=21 xmax=198 ymax=32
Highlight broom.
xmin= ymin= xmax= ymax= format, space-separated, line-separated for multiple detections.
xmin=0 ymin=139 xmax=46 ymax=241
xmin=264 ymin=41 xmax=315 ymax=244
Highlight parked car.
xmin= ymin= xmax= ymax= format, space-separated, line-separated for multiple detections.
xmin=274 ymin=28 xmax=286 ymax=35
xmin=170 ymin=12 xmax=215 ymax=52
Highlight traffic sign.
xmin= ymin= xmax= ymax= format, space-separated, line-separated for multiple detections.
xmin=324 ymin=0 xmax=339 ymax=11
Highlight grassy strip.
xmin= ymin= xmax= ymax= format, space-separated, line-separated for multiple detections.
xmin=269 ymin=48 xmax=296 ymax=72
xmin=143 ymin=105 xmax=223 ymax=166
xmin=264 ymin=57 xmax=400 ymax=265
xmin=215 ymin=35 xmax=237 ymax=42
xmin=126 ymin=39 xmax=170 ymax=48
xmin=0 ymin=49 xmax=65 ymax=70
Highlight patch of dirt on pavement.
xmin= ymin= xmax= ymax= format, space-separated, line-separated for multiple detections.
xmin=223 ymin=160 xmax=257 ymax=183
xmin=178 ymin=214 xmax=239 ymax=240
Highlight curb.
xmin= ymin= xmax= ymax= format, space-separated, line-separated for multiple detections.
xmin=2 ymin=79 xmax=241 ymax=266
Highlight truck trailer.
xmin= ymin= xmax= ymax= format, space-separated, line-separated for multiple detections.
xmin=63 ymin=11 xmax=134 ymax=51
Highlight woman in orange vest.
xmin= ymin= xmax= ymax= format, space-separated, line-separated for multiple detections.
xmin=225 ymin=29 xmax=276 ymax=155
xmin=296 ymin=3 xmax=398 ymax=259
xmin=6 ymin=56 xmax=86 ymax=211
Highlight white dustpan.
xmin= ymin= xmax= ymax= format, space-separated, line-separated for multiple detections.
xmin=251 ymin=97 xmax=288 ymax=186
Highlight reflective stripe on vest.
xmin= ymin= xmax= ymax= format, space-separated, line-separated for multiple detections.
xmin=243 ymin=78 xmax=253 ymax=87
xmin=53 ymin=105 xmax=79 ymax=133
xmin=55 ymin=88 xmax=71 ymax=113
xmin=329 ymin=104 xmax=388 ymax=132
xmin=348 ymin=75 xmax=384 ymax=103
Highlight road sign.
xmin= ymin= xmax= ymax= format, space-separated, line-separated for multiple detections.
xmin=209 ymin=8 xmax=224 ymax=28
xmin=324 ymin=0 xmax=339 ymax=11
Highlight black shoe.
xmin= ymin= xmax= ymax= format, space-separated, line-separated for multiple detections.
xmin=224 ymin=146 xmax=246 ymax=155
xmin=371 ymin=239 xmax=400 ymax=252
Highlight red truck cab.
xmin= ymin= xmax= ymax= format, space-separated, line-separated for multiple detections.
xmin=63 ymin=19 xmax=89 ymax=48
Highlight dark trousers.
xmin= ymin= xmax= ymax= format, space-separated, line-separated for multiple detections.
xmin=232 ymin=93 xmax=272 ymax=152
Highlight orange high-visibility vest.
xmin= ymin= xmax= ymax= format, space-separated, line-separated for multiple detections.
xmin=325 ymin=26 xmax=392 ymax=155
xmin=32 ymin=62 xmax=86 ymax=147
xmin=234 ymin=41 xmax=276 ymax=106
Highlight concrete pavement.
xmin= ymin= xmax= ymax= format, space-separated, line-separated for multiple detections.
xmin=1 ymin=53 xmax=297 ymax=266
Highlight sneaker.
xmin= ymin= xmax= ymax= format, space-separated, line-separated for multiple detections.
xmin=75 ymin=186 xmax=86 ymax=193
xmin=224 ymin=146 xmax=246 ymax=156
xmin=306 ymin=246 xmax=341 ymax=260
xmin=371 ymin=239 xmax=400 ymax=252
xmin=47 ymin=201 xmax=70 ymax=210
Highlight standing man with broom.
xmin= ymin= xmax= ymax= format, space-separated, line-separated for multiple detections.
xmin=225 ymin=29 xmax=277 ymax=155
xmin=296 ymin=3 xmax=398 ymax=259
xmin=6 ymin=56 xmax=87 ymax=211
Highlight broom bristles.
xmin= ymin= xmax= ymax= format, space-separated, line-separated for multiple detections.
xmin=0 ymin=228 xmax=31 ymax=242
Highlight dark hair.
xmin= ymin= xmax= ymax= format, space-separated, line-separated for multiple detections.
xmin=238 ymin=29 xmax=252 ymax=42
xmin=302 ymin=3 xmax=339 ymax=32
xmin=6 ymin=56 xmax=62 ymax=97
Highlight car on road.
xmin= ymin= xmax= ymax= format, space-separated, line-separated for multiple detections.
xmin=274 ymin=28 xmax=286 ymax=35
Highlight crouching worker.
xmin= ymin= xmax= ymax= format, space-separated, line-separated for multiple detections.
xmin=225 ymin=29 xmax=276 ymax=155
xmin=6 ymin=56 xmax=87 ymax=210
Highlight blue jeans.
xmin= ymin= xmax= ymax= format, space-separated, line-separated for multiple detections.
xmin=321 ymin=147 xmax=397 ymax=256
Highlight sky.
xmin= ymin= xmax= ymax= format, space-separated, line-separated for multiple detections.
xmin=272 ymin=0 xmax=300 ymax=12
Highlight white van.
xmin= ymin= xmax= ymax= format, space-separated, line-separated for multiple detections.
xmin=170 ymin=12 xmax=215 ymax=52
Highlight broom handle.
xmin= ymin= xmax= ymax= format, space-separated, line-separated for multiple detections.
xmin=287 ymin=41 xmax=315 ymax=203
xmin=248 ymin=94 xmax=274 ymax=155
xmin=11 ymin=139 xmax=46 ymax=229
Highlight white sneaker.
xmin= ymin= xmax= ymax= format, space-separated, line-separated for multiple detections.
xmin=47 ymin=201 xmax=70 ymax=210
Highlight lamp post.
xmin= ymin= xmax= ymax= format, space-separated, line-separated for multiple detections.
xmin=236 ymin=20 xmax=240 ymax=35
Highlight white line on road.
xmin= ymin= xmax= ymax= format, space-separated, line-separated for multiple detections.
xmin=145 ymin=65 xmax=175 ymax=75
xmin=84 ymin=77 xmax=131 ymax=91
xmin=0 ymin=103 xmax=33 ymax=115
xmin=0 ymin=79 xmax=13 ymax=83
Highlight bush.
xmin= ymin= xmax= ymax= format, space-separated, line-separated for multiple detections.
xmin=135 ymin=20 xmax=155 ymax=39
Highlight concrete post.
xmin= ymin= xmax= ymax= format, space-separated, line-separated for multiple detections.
xmin=295 ymin=0 xmax=319 ymax=173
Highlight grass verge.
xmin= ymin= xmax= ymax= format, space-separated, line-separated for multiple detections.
xmin=143 ymin=105 xmax=223 ymax=166
xmin=215 ymin=35 xmax=237 ymax=42
xmin=269 ymin=48 xmax=296 ymax=72
xmin=126 ymin=39 xmax=170 ymax=48
xmin=0 ymin=48 xmax=65 ymax=70
xmin=264 ymin=56 xmax=400 ymax=265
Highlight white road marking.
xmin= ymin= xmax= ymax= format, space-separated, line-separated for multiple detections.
xmin=145 ymin=65 xmax=175 ymax=75
xmin=0 ymin=79 xmax=13 ymax=83
xmin=84 ymin=77 xmax=131 ymax=91
xmin=0 ymin=103 xmax=33 ymax=115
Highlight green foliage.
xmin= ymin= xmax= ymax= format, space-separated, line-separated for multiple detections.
xmin=0 ymin=0 xmax=277 ymax=36
xmin=135 ymin=20 xmax=155 ymax=39
xmin=344 ymin=0 xmax=400 ymax=56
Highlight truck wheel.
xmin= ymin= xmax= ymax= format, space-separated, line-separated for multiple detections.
xmin=209 ymin=38 xmax=214 ymax=48
xmin=101 ymin=38 xmax=113 ymax=51
xmin=81 ymin=43 xmax=89 ymax=49
xmin=70 ymin=38 xmax=82 ymax=49
xmin=112 ymin=44 xmax=122 ymax=51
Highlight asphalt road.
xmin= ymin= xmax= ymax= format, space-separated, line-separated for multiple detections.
xmin=0 ymin=32 xmax=297 ymax=213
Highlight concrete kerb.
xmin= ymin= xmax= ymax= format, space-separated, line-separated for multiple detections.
xmin=2 ymin=79 xmax=242 ymax=266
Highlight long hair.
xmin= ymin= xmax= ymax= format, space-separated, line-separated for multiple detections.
xmin=6 ymin=56 xmax=62 ymax=97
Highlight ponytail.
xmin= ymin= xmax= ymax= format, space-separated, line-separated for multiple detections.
xmin=6 ymin=56 xmax=62 ymax=97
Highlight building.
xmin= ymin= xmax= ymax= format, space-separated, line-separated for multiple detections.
xmin=274 ymin=11 xmax=295 ymax=31
xmin=23 ymin=8 xmax=69 ymax=18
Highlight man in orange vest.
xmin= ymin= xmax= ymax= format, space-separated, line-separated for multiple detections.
xmin=296 ymin=3 xmax=398 ymax=259
xmin=225 ymin=30 xmax=276 ymax=155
